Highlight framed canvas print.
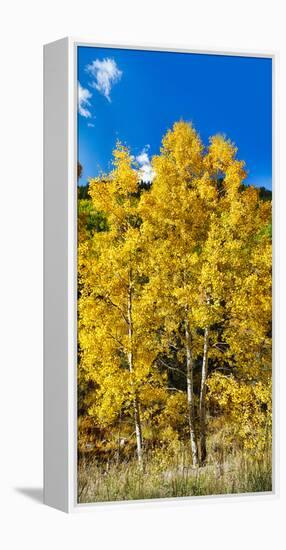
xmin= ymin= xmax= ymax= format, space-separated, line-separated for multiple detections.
xmin=44 ymin=38 xmax=275 ymax=512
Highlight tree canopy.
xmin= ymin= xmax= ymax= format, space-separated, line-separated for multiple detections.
xmin=77 ymin=122 xmax=272 ymax=490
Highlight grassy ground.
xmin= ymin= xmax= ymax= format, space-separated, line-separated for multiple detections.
xmin=78 ymin=447 xmax=272 ymax=504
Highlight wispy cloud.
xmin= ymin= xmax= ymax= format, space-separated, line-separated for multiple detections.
xmin=78 ymin=82 xmax=92 ymax=118
xmin=85 ymin=58 xmax=122 ymax=102
xmin=136 ymin=146 xmax=154 ymax=183
xmin=87 ymin=122 xmax=95 ymax=128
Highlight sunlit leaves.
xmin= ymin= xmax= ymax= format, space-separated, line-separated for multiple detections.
xmin=78 ymin=122 xmax=272 ymax=461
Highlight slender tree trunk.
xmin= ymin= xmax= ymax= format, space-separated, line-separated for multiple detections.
xmin=117 ymin=410 xmax=122 ymax=465
xmin=185 ymin=316 xmax=199 ymax=467
xmin=199 ymin=324 xmax=209 ymax=465
xmin=127 ymin=272 xmax=143 ymax=466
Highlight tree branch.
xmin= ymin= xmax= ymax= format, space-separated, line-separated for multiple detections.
xmin=106 ymin=332 xmax=126 ymax=350
xmin=157 ymin=358 xmax=187 ymax=378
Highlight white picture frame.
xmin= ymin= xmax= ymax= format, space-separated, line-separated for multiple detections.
xmin=44 ymin=37 xmax=277 ymax=513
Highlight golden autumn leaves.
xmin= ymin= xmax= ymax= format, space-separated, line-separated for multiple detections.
xmin=78 ymin=121 xmax=272 ymax=468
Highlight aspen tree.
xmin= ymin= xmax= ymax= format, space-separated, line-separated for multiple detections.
xmin=140 ymin=121 xmax=211 ymax=466
xmin=78 ymin=123 xmax=272 ymax=475
xmin=78 ymin=143 xmax=161 ymax=464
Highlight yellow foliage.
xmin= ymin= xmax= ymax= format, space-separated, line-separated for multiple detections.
xmin=207 ymin=372 xmax=272 ymax=454
xmin=77 ymin=121 xmax=272 ymax=466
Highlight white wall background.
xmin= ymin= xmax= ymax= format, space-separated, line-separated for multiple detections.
xmin=1 ymin=1 xmax=285 ymax=548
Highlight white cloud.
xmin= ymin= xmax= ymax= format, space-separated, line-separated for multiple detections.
xmin=136 ymin=147 xmax=155 ymax=183
xmin=87 ymin=122 xmax=95 ymax=128
xmin=85 ymin=58 xmax=122 ymax=102
xmin=78 ymin=82 xmax=92 ymax=118
xmin=137 ymin=151 xmax=149 ymax=165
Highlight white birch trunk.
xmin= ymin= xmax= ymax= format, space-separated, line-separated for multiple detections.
xmin=185 ymin=317 xmax=199 ymax=467
xmin=199 ymin=324 xmax=209 ymax=465
xmin=127 ymin=272 xmax=143 ymax=466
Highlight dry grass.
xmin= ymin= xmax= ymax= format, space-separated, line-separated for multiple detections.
xmin=78 ymin=445 xmax=272 ymax=504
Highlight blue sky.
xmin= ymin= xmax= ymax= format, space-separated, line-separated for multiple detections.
xmin=78 ymin=47 xmax=272 ymax=189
